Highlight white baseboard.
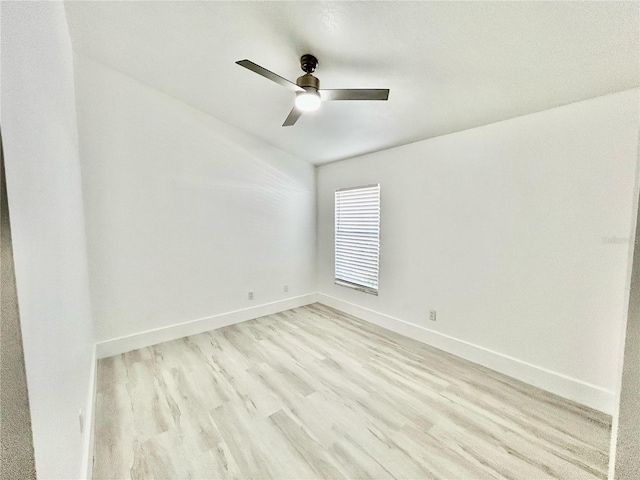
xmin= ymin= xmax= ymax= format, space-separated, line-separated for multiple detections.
xmin=92 ymin=292 xmax=615 ymax=414
xmin=96 ymin=294 xmax=318 ymax=359
xmin=316 ymin=293 xmax=615 ymax=415
xmin=81 ymin=345 xmax=97 ymax=479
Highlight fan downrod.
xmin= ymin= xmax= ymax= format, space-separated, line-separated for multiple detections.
xmin=300 ymin=54 xmax=318 ymax=73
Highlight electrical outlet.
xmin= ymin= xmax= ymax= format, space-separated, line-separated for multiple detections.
xmin=284 ymin=285 xmax=289 ymax=293
xmin=248 ymin=291 xmax=254 ymax=300
xmin=429 ymin=310 xmax=437 ymax=322
xmin=79 ymin=409 xmax=84 ymax=434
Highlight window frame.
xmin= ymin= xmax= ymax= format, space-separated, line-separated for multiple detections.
xmin=334 ymin=183 xmax=380 ymax=296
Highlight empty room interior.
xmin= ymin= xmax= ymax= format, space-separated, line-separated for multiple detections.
xmin=2 ymin=1 xmax=640 ymax=479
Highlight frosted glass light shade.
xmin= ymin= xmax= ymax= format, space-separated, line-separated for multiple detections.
xmin=295 ymin=92 xmax=321 ymax=112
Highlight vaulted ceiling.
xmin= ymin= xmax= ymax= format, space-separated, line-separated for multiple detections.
xmin=65 ymin=1 xmax=638 ymax=164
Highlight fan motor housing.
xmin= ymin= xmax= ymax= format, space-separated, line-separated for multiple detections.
xmin=297 ymin=54 xmax=320 ymax=92
xmin=296 ymin=73 xmax=319 ymax=91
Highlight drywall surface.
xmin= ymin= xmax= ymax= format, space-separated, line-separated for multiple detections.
xmin=317 ymin=89 xmax=639 ymax=408
xmin=614 ymin=152 xmax=640 ymax=479
xmin=1 ymin=2 xmax=95 ymax=478
xmin=73 ymin=55 xmax=316 ymax=342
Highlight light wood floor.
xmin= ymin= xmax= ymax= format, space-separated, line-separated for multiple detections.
xmin=93 ymin=303 xmax=611 ymax=479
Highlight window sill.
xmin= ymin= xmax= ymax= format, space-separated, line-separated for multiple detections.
xmin=335 ymin=279 xmax=379 ymax=296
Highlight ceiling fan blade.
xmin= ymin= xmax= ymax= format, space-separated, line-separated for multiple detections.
xmin=282 ymin=107 xmax=302 ymax=126
xmin=236 ymin=59 xmax=304 ymax=93
xmin=319 ymin=89 xmax=389 ymax=101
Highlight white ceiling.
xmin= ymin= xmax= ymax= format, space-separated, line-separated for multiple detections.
xmin=65 ymin=1 xmax=638 ymax=165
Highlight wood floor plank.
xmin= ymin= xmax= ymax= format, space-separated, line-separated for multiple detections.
xmin=93 ymin=303 xmax=611 ymax=479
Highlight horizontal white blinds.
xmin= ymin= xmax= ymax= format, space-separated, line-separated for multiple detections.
xmin=335 ymin=184 xmax=380 ymax=293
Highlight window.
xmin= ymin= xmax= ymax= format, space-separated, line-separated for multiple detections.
xmin=335 ymin=184 xmax=380 ymax=295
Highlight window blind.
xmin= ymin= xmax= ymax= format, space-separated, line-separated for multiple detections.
xmin=335 ymin=184 xmax=380 ymax=294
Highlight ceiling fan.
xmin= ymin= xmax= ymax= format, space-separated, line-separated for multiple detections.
xmin=236 ymin=54 xmax=390 ymax=126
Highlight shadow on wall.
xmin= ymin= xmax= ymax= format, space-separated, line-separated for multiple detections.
xmin=0 ymin=131 xmax=37 ymax=479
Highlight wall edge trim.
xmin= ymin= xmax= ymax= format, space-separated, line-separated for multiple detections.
xmin=316 ymin=293 xmax=615 ymax=414
xmin=80 ymin=345 xmax=97 ymax=479
xmin=95 ymin=294 xmax=318 ymax=359
xmin=94 ymin=292 xmax=614 ymax=414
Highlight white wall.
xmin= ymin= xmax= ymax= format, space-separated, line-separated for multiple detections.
xmin=317 ymin=89 xmax=639 ymax=413
xmin=1 ymin=2 xmax=95 ymax=478
xmin=73 ymin=55 xmax=316 ymax=343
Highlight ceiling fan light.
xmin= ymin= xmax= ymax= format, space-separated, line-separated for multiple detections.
xmin=295 ymin=91 xmax=321 ymax=112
